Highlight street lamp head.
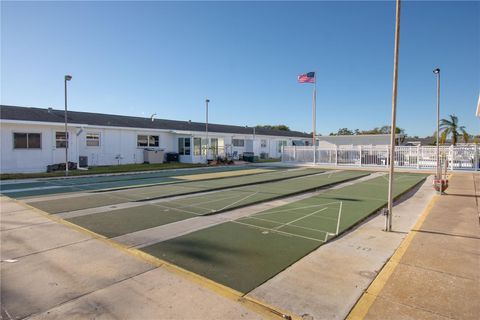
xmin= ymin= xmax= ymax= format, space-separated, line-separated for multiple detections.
xmin=206 ymin=99 xmax=210 ymax=103
xmin=433 ymin=68 xmax=440 ymax=74
xmin=65 ymin=75 xmax=72 ymax=81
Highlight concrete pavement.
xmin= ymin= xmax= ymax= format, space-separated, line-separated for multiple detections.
xmin=0 ymin=197 xmax=265 ymax=320
xmin=349 ymin=173 xmax=480 ymax=320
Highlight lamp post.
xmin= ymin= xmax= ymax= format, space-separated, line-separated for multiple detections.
xmin=64 ymin=75 xmax=72 ymax=176
xmin=205 ymin=99 xmax=210 ymax=162
xmin=433 ymin=68 xmax=442 ymax=194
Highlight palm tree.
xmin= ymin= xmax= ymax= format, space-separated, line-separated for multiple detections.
xmin=438 ymin=115 xmax=469 ymax=145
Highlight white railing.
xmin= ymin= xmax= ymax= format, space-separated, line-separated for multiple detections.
xmin=282 ymin=145 xmax=480 ymax=171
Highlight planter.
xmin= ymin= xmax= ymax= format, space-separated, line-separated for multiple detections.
xmin=433 ymin=179 xmax=449 ymax=192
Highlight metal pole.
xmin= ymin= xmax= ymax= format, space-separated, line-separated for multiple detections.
xmin=206 ymin=99 xmax=209 ymax=161
xmin=386 ymin=0 xmax=401 ymax=232
xmin=434 ymin=69 xmax=442 ymax=194
xmin=64 ymin=76 xmax=70 ymax=176
xmin=312 ymin=73 xmax=317 ymax=165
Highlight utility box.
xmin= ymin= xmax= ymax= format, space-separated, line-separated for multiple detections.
xmin=143 ymin=149 xmax=164 ymax=164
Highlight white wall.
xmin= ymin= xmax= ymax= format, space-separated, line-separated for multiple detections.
xmin=1 ymin=123 xmax=78 ymax=173
xmin=316 ymin=135 xmax=395 ymax=148
xmin=77 ymin=128 xmax=175 ymax=166
xmin=1 ymin=120 xmax=307 ymax=172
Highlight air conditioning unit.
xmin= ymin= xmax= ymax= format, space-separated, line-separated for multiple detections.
xmin=143 ymin=149 xmax=164 ymax=164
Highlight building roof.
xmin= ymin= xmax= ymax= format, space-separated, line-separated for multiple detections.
xmin=0 ymin=105 xmax=310 ymax=138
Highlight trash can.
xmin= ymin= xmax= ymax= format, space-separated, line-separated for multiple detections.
xmin=166 ymin=152 xmax=179 ymax=162
xmin=243 ymin=152 xmax=255 ymax=162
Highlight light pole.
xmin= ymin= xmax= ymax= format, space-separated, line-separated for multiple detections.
xmin=433 ymin=68 xmax=442 ymax=194
xmin=205 ymin=99 xmax=210 ymax=161
xmin=64 ymin=75 xmax=72 ymax=176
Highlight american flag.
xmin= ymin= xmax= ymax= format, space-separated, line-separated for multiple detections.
xmin=297 ymin=72 xmax=315 ymax=83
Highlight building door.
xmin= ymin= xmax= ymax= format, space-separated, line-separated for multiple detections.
xmin=52 ymin=130 xmax=72 ymax=165
xmin=245 ymin=139 xmax=253 ymax=153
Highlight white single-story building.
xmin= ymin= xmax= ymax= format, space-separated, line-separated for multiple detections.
xmin=0 ymin=105 xmax=314 ymax=173
xmin=316 ymin=134 xmax=404 ymax=148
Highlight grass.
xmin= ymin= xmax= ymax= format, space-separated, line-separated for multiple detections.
xmin=0 ymin=163 xmax=208 ymax=180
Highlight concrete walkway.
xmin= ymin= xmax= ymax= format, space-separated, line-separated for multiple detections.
xmin=349 ymin=173 xmax=480 ymax=320
xmin=0 ymin=197 xmax=265 ymax=320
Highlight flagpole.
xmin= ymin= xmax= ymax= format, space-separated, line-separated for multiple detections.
xmin=386 ymin=0 xmax=401 ymax=232
xmin=312 ymin=72 xmax=316 ymax=165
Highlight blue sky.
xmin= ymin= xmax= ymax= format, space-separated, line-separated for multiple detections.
xmin=1 ymin=1 xmax=479 ymax=136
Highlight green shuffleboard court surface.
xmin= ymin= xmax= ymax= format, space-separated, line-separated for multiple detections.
xmin=66 ymin=170 xmax=369 ymax=238
xmin=1 ymin=165 xmax=272 ymax=198
xmin=141 ymin=173 xmax=427 ymax=293
xmin=30 ymin=168 xmax=323 ymax=214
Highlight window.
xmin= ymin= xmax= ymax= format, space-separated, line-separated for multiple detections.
xmin=261 ymin=139 xmax=267 ymax=148
xmin=277 ymin=140 xmax=287 ymax=153
xmin=55 ymin=132 xmax=68 ymax=148
xmin=13 ymin=133 xmax=41 ymax=149
xmin=149 ymin=135 xmax=159 ymax=147
xmin=232 ymin=139 xmax=245 ymax=147
xmin=178 ymin=137 xmax=191 ymax=155
xmin=86 ymin=133 xmax=100 ymax=147
xmin=137 ymin=135 xmax=159 ymax=147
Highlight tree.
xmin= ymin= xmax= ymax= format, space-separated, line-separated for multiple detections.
xmin=255 ymin=124 xmax=290 ymax=131
xmin=438 ymin=114 xmax=469 ymax=145
xmin=330 ymin=128 xmax=354 ymax=136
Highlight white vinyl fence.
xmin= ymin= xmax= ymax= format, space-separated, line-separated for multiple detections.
xmin=282 ymin=145 xmax=480 ymax=171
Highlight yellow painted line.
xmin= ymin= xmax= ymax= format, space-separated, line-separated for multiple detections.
xmin=175 ymin=168 xmax=272 ymax=181
xmin=243 ymin=295 xmax=303 ymax=320
xmin=10 ymin=195 xmax=296 ymax=320
xmin=347 ymin=181 xmax=441 ymax=320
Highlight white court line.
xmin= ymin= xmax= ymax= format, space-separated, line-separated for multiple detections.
xmin=216 ymin=191 xmax=260 ymax=212
xmin=240 ymin=216 xmax=332 ymax=234
xmin=307 ymin=215 xmax=338 ymax=222
xmin=273 ymin=207 xmax=328 ymax=231
xmin=335 ymin=201 xmax=343 ymax=235
xmin=161 ymin=192 xmax=242 ymax=209
xmin=250 ymin=201 xmax=341 ymax=218
xmin=152 ymin=190 xmax=260 ymax=216
xmin=148 ymin=202 xmax=206 ymax=216
xmin=231 ymin=220 xmax=325 ymax=243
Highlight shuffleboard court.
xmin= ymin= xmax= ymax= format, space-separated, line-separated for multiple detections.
xmin=0 ymin=165 xmax=271 ymax=198
xmin=28 ymin=168 xmax=323 ymax=214
xmin=141 ymin=173 xmax=427 ymax=293
xmin=174 ymin=168 xmax=273 ymax=180
xmin=65 ymin=170 xmax=369 ymax=238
